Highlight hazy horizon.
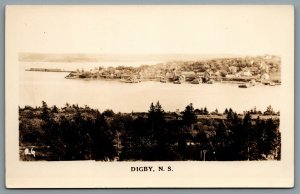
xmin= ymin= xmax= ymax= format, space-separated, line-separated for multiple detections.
xmin=19 ymin=52 xmax=274 ymax=63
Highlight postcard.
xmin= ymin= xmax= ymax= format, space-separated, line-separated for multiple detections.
xmin=5 ymin=5 xmax=294 ymax=188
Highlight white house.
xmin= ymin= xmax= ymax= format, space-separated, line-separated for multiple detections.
xmin=261 ymin=73 xmax=270 ymax=81
xmin=242 ymin=70 xmax=252 ymax=77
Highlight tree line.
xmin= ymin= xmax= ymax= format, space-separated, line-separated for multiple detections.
xmin=19 ymin=101 xmax=280 ymax=161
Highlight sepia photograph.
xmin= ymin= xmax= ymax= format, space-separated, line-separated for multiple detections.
xmin=18 ymin=53 xmax=282 ymax=162
xmin=6 ymin=5 xmax=294 ymax=188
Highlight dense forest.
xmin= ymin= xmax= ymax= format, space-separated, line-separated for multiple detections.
xmin=19 ymin=101 xmax=280 ymax=161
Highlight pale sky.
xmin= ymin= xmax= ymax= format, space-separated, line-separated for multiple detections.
xmin=7 ymin=5 xmax=293 ymax=56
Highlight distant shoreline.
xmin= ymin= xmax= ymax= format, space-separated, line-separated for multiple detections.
xmin=19 ymin=53 xmax=248 ymax=63
xmin=24 ymin=54 xmax=281 ymax=86
xmin=26 ymin=68 xmax=72 ymax=73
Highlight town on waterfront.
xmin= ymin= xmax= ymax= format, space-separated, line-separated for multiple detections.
xmin=25 ymin=54 xmax=281 ymax=87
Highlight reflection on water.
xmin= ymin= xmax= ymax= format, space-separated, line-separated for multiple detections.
xmin=19 ymin=70 xmax=281 ymax=113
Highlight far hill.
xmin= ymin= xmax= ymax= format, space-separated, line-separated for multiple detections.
xmin=19 ymin=53 xmax=245 ymax=63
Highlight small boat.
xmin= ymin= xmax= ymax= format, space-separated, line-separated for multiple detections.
xmin=65 ymin=76 xmax=78 ymax=79
xmin=269 ymin=82 xmax=276 ymax=86
xmin=173 ymin=80 xmax=182 ymax=84
xmin=262 ymin=81 xmax=271 ymax=85
xmin=238 ymin=83 xmax=251 ymax=88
